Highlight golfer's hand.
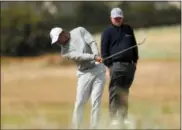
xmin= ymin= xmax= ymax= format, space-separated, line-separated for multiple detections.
xmin=95 ymin=56 xmax=103 ymax=63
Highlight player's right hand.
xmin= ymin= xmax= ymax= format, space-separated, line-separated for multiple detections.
xmin=95 ymin=56 xmax=103 ymax=63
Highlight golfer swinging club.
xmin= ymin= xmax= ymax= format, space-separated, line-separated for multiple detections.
xmin=49 ymin=27 xmax=106 ymax=129
xmin=101 ymin=7 xmax=139 ymax=128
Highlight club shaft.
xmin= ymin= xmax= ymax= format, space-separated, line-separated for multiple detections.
xmin=103 ymin=40 xmax=145 ymax=62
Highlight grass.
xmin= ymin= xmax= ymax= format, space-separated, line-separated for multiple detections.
xmin=1 ymin=100 xmax=180 ymax=129
xmin=1 ymin=25 xmax=181 ymax=129
xmin=1 ymin=60 xmax=180 ymax=129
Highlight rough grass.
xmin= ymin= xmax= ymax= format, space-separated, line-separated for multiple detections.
xmin=1 ymin=25 xmax=180 ymax=129
xmin=1 ymin=60 xmax=180 ymax=129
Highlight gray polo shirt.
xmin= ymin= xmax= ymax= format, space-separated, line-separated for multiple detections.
xmin=61 ymin=27 xmax=100 ymax=71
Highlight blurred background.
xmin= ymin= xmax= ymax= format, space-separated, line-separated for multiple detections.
xmin=1 ymin=1 xmax=181 ymax=129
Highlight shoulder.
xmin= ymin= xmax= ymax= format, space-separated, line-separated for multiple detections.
xmin=103 ymin=25 xmax=113 ymax=32
xmin=75 ymin=26 xmax=88 ymax=32
xmin=70 ymin=26 xmax=83 ymax=33
xmin=123 ymin=24 xmax=134 ymax=31
xmin=70 ymin=26 xmax=87 ymax=37
xmin=73 ymin=26 xmax=90 ymax=35
xmin=102 ymin=25 xmax=113 ymax=35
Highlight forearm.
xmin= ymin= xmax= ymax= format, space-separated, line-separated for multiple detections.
xmin=131 ymin=28 xmax=139 ymax=63
xmin=133 ymin=47 xmax=139 ymax=63
xmin=101 ymin=31 xmax=111 ymax=66
xmin=101 ymin=44 xmax=109 ymax=58
xmin=133 ymin=36 xmax=138 ymax=63
xmin=101 ymin=39 xmax=109 ymax=58
xmin=101 ymin=45 xmax=111 ymax=67
xmin=90 ymin=41 xmax=99 ymax=56
xmin=62 ymin=52 xmax=96 ymax=62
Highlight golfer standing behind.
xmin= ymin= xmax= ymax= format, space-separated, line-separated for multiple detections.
xmin=50 ymin=27 xmax=106 ymax=129
xmin=101 ymin=7 xmax=138 ymax=128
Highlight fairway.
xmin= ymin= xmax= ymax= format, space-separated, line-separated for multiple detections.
xmin=1 ymin=25 xmax=180 ymax=129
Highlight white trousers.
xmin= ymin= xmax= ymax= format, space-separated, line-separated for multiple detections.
xmin=72 ymin=63 xmax=106 ymax=129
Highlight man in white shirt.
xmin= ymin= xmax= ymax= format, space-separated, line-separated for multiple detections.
xmin=50 ymin=26 xmax=106 ymax=129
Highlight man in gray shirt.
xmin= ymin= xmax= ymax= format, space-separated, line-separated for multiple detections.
xmin=50 ymin=26 xmax=106 ymax=129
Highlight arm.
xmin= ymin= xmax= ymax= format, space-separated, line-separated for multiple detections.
xmin=101 ymin=30 xmax=111 ymax=67
xmin=80 ymin=27 xmax=99 ymax=56
xmin=62 ymin=51 xmax=96 ymax=62
xmin=130 ymin=27 xmax=139 ymax=64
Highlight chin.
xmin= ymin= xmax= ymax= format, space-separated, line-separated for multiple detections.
xmin=64 ymin=39 xmax=70 ymax=44
xmin=115 ymin=24 xmax=121 ymax=27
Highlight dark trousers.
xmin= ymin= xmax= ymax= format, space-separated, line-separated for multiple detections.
xmin=109 ymin=62 xmax=136 ymax=121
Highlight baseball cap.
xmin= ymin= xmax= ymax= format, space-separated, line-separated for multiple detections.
xmin=50 ymin=27 xmax=63 ymax=44
xmin=111 ymin=7 xmax=124 ymax=18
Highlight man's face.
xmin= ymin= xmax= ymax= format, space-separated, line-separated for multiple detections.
xmin=111 ymin=17 xmax=123 ymax=27
xmin=56 ymin=31 xmax=70 ymax=45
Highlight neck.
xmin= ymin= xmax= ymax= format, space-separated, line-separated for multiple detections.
xmin=112 ymin=23 xmax=123 ymax=28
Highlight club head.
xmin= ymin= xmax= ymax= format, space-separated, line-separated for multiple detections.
xmin=139 ymin=37 xmax=146 ymax=45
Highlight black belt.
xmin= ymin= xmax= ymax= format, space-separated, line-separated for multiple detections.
xmin=113 ymin=60 xmax=134 ymax=64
